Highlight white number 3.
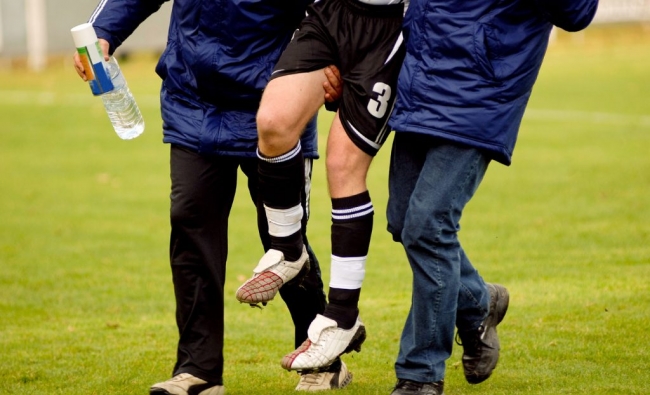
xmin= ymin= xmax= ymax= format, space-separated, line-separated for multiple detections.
xmin=367 ymin=82 xmax=391 ymax=119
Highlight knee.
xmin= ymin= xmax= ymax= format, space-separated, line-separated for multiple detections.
xmin=170 ymin=195 xmax=199 ymax=229
xmin=326 ymin=149 xmax=369 ymax=186
xmin=256 ymin=106 xmax=299 ymax=153
xmin=170 ymin=206 xmax=188 ymax=230
xmin=389 ymin=228 xmax=403 ymax=243
xmin=402 ymin=207 xmax=458 ymax=247
xmin=256 ymin=106 xmax=282 ymax=141
xmin=386 ymin=216 xmax=404 ymax=243
xmin=325 ymin=154 xmax=348 ymax=178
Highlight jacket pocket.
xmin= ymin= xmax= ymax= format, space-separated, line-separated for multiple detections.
xmin=472 ymin=22 xmax=498 ymax=81
xmin=473 ymin=5 xmax=551 ymax=101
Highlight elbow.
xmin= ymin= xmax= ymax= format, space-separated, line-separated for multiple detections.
xmin=538 ymin=0 xmax=600 ymax=32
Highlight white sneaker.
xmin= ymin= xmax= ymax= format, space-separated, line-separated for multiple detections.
xmin=282 ymin=315 xmax=366 ymax=371
xmin=149 ymin=373 xmax=224 ymax=395
xmin=295 ymin=361 xmax=353 ymax=391
xmin=236 ymin=246 xmax=309 ymax=305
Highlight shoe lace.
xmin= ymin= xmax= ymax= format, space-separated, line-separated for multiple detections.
xmin=455 ymin=325 xmax=484 ymax=354
xmin=168 ymin=373 xmax=193 ymax=382
xmin=304 ymin=329 xmax=334 ymax=356
xmin=396 ymin=380 xmax=444 ymax=395
xmin=395 ymin=379 xmax=423 ymax=391
xmin=300 ymin=372 xmax=325 ymax=385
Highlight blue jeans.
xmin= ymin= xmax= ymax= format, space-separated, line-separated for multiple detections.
xmin=386 ymin=132 xmax=491 ymax=383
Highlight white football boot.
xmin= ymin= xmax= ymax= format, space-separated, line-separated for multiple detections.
xmin=282 ymin=314 xmax=366 ymax=371
xmin=236 ymin=246 xmax=309 ymax=305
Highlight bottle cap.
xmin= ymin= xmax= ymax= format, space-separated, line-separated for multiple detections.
xmin=71 ymin=23 xmax=98 ymax=48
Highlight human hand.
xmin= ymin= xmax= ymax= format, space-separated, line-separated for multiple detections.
xmin=323 ymin=65 xmax=342 ymax=103
xmin=73 ymin=38 xmax=110 ymax=81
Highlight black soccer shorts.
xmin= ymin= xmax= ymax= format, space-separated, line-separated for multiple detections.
xmin=271 ymin=0 xmax=406 ymax=156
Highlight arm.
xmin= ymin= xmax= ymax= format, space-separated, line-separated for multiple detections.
xmin=323 ymin=65 xmax=342 ymax=103
xmin=532 ymin=0 xmax=599 ymax=32
xmin=73 ymin=0 xmax=167 ymax=81
xmin=323 ymin=65 xmax=343 ymax=111
xmin=91 ymin=0 xmax=169 ymax=54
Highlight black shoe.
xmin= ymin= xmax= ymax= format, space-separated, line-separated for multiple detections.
xmin=457 ymin=283 xmax=509 ymax=384
xmin=390 ymin=379 xmax=444 ymax=395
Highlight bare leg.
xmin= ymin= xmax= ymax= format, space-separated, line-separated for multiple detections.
xmin=326 ymin=114 xmax=372 ymax=198
xmin=257 ymin=70 xmax=328 ymax=156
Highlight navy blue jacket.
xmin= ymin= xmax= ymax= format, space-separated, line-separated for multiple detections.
xmin=90 ymin=0 xmax=318 ymax=158
xmin=389 ymin=0 xmax=599 ymax=165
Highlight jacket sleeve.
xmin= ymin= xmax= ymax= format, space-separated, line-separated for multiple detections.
xmin=89 ymin=0 xmax=169 ymax=53
xmin=533 ymin=0 xmax=599 ymax=32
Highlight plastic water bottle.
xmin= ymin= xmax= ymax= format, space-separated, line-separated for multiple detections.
xmin=71 ymin=23 xmax=144 ymax=140
xmin=101 ymin=56 xmax=145 ymax=139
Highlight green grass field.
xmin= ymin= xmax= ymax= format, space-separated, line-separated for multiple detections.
xmin=1 ymin=23 xmax=649 ymax=394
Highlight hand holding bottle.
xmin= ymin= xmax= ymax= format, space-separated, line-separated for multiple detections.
xmin=71 ymin=23 xmax=145 ymax=140
xmin=73 ymin=38 xmax=110 ymax=82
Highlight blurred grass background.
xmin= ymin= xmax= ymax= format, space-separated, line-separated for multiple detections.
xmin=0 ymin=23 xmax=649 ymax=394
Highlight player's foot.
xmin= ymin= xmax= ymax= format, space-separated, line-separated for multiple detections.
xmin=149 ymin=373 xmax=224 ymax=395
xmin=390 ymin=379 xmax=444 ymax=395
xmin=282 ymin=314 xmax=366 ymax=371
xmin=456 ymin=283 xmax=509 ymax=384
xmin=295 ymin=360 xmax=353 ymax=391
xmin=236 ymin=246 xmax=310 ymax=305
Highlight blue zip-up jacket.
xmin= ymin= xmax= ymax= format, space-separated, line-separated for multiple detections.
xmin=90 ymin=0 xmax=318 ymax=158
xmin=389 ymin=0 xmax=599 ymax=165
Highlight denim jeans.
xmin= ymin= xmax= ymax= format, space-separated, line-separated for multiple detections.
xmin=386 ymin=132 xmax=492 ymax=383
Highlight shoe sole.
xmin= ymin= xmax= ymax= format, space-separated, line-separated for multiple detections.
xmin=339 ymin=370 xmax=353 ymax=389
xmin=295 ymin=367 xmax=353 ymax=391
xmin=343 ymin=324 xmax=366 ymax=355
xmin=150 ymin=384 xmax=224 ymax=395
xmin=490 ymin=283 xmax=509 ymax=326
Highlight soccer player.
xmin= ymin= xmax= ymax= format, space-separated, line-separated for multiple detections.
xmin=73 ymin=0 xmax=348 ymax=393
xmin=386 ymin=0 xmax=600 ymax=394
xmin=235 ymin=0 xmax=408 ymax=372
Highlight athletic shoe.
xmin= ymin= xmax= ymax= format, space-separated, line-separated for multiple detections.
xmin=295 ymin=360 xmax=353 ymax=391
xmin=390 ymin=379 xmax=444 ymax=395
xmin=149 ymin=373 xmax=224 ymax=395
xmin=236 ymin=246 xmax=310 ymax=305
xmin=281 ymin=314 xmax=366 ymax=371
xmin=456 ymin=283 xmax=509 ymax=384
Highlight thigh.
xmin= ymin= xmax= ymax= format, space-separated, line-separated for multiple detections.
xmin=259 ymin=70 xmax=327 ymax=124
xmin=170 ymin=145 xmax=239 ymax=231
xmin=256 ymin=2 xmax=336 ymax=155
xmin=257 ymin=70 xmax=328 ymax=156
xmin=386 ymin=133 xmax=428 ymax=241
xmin=403 ymin=140 xmax=490 ymax=241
